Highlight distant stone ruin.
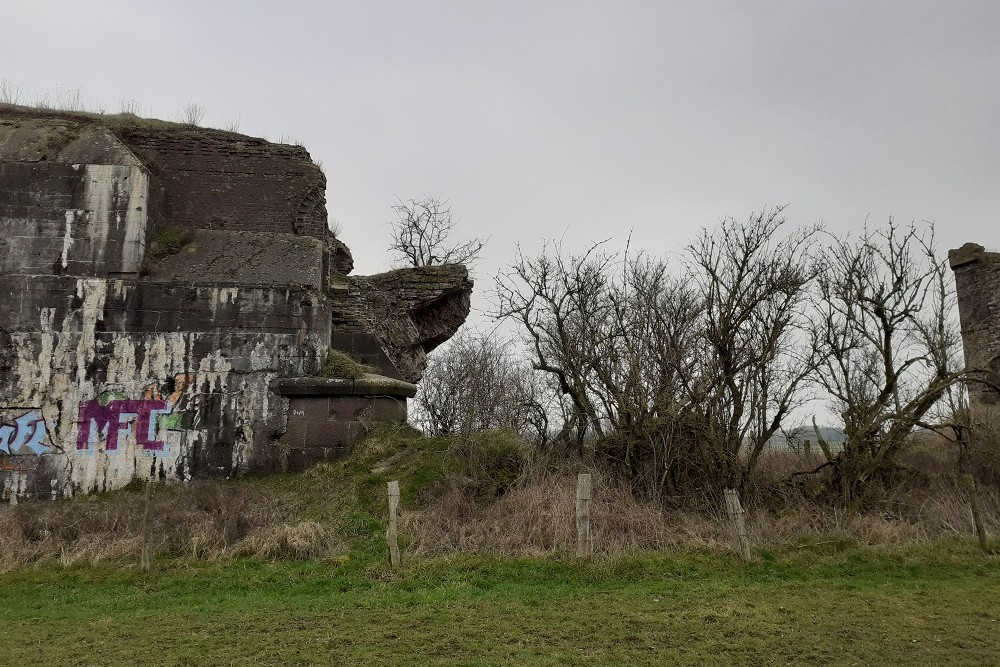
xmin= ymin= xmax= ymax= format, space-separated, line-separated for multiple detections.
xmin=950 ymin=242 xmax=1000 ymax=407
xmin=0 ymin=105 xmax=472 ymax=501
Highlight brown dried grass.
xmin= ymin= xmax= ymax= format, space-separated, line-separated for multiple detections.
xmin=3 ymin=434 xmax=995 ymax=568
xmin=0 ymin=481 xmax=342 ymax=571
xmin=407 ymin=459 xmax=1000 ymax=556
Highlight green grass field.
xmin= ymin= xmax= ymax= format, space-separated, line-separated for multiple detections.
xmin=1 ymin=541 xmax=997 ymax=666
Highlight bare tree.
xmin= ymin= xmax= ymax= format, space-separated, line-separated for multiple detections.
xmin=809 ymin=221 xmax=967 ymax=505
xmin=495 ymin=240 xmax=618 ymax=446
xmin=685 ymin=207 xmax=820 ymax=491
xmin=495 ymin=208 xmax=819 ymax=497
xmin=388 ymin=196 xmax=486 ymax=268
xmin=494 ymin=240 xmax=705 ymax=487
xmin=412 ymin=329 xmax=550 ymax=444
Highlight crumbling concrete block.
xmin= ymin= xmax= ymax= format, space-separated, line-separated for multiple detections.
xmin=0 ymin=105 xmax=472 ymax=501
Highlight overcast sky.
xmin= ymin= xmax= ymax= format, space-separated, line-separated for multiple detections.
xmin=4 ymin=1 xmax=998 ymax=298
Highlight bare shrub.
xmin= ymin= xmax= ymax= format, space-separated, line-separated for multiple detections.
xmin=118 ymin=96 xmax=141 ymax=116
xmin=442 ymin=430 xmax=530 ymax=499
xmin=684 ymin=209 xmax=820 ymax=490
xmin=496 ymin=240 xmax=702 ymax=450
xmin=52 ymin=87 xmax=86 ymax=112
xmin=179 ymin=102 xmax=206 ymax=126
xmin=0 ymin=79 xmax=24 ymax=105
xmin=809 ymin=222 xmax=968 ymax=505
xmin=496 ymin=208 xmax=817 ymax=497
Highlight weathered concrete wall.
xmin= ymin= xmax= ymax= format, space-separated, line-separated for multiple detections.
xmin=0 ymin=276 xmax=329 ymax=501
xmin=147 ymin=229 xmax=325 ymax=288
xmin=0 ymin=117 xmax=142 ymax=166
xmin=950 ymin=242 xmax=1000 ymax=406
xmin=272 ymin=376 xmax=415 ymax=467
xmin=1 ymin=105 xmax=327 ymax=239
xmin=0 ymin=105 xmax=474 ymax=502
xmin=0 ymin=162 xmax=154 ymax=277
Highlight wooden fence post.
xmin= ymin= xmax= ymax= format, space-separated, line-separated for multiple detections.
xmin=387 ymin=480 xmax=401 ymax=567
xmin=141 ymin=479 xmax=155 ymax=572
xmin=962 ymin=473 xmax=989 ymax=552
xmin=723 ymin=488 xmax=751 ymax=562
xmin=576 ymin=473 xmax=592 ymax=557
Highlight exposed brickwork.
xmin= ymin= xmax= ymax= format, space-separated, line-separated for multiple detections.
xmin=949 ymin=243 xmax=1000 ymax=406
xmin=329 ymin=265 xmax=474 ymax=382
xmin=116 ymin=126 xmax=328 ymax=238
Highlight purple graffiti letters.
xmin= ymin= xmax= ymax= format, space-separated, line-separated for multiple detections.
xmin=0 ymin=411 xmax=48 ymax=455
xmin=76 ymin=399 xmax=172 ymax=454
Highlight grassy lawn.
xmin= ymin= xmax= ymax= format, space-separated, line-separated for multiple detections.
xmin=1 ymin=541 xmax=997 ymax=666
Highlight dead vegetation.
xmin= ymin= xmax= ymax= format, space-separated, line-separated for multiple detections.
xmin=408 ymin=450 xmax=1000 ymax=556
xmin=1 ymin=428 xmax=996 ymax=570
xmin=0 ymin=480 xmax=342 ymax=572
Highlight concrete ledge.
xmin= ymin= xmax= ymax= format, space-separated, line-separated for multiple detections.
xmin=271 ymin=374 xmax=417 ymax=398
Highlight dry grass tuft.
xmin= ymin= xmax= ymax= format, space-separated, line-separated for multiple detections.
xmin=408 ymin=468 xmax=729 ymax=555
xmin=0 ymin=481 xmax=343 ymax=571
xmin=229 ymin=521 xmax=338 ymax=560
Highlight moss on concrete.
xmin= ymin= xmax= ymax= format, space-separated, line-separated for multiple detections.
xmin=140 ymin=224 xmax=194 ymax=275
xmin=318 ymin=350 xmax=376 ymax=380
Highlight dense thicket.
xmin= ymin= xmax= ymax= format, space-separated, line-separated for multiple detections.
xmin=413 ymin=211 xmax=981 ymax=506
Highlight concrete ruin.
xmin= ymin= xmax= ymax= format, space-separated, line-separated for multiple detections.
xmin=950 ymin=242 xmax=1000 ymax=407
xmin=0 ymin=105 xmax=472 ymax=502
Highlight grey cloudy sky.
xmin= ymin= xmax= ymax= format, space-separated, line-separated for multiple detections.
xmin=4 ymin=0 xmax=998 ymax=292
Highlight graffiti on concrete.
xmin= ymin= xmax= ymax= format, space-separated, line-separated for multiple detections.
xmin=76 ymin=399 xmax=174 ymax=455
xmin=0 ymin=410 xmax=49 ymax=455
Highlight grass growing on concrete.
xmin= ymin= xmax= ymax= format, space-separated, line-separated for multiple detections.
xmin=140 ymin=224 xmax=194 ymax=275
xmin=0 ymin=542 xmax=997 ymax=666
xmin=318 ymin=349 xmax=377 ymax=379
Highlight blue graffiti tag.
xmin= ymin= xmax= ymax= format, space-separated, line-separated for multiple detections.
xmin=0 ymin=411 xmax=49 ymax=455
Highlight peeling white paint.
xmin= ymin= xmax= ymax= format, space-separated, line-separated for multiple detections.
xmin=60 ymin=210 xmax=75 ymax=269
xmin=119 ymin=168 xmax=149 ymax=272
xmin=208 ymin=287 xmax=240 ymax=318
xmin=4 ymin=278 xmax=326 ymax=502
xmin=39 ymin=307 xmax=56 ymax=331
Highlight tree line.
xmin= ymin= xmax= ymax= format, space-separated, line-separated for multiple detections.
xmin=390 ymin=200 xmax=983 ymax=507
